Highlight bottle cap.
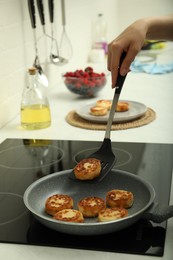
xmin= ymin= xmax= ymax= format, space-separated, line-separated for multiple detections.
xmin=28 ymin=67 xmax=37 ymax=75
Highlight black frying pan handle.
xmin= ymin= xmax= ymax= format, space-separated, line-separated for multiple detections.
xmin=36 ymin=0 xmax=45 ymax=25
xmin=115 ymin=51 xmax=127 ymax=94
xmin=28 ymin=0 xmax=36 ymax=29
xmin=48 ymin=0 xmax=54 ymax=23
xmin=143 ymin=202 xmax=173 ymax=223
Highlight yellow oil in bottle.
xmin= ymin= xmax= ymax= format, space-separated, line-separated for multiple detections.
xmin=21 ymin=104 xmax=51 ymax=130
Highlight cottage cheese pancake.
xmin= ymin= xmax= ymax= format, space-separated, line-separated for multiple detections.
xmin=106 ymin=189 xmax=134 ymax=208
xmin=74 ymin=158 xmax=101 ymax=180
xmin=78 ymin=197 xmax=106 ymax=217
xmin=98 ymin=207 xmax=128 ymax=222
xmin=90 ymin=105 xmax=108 ymax=116
xmin=96 ymin=99 xmax=112 ymax=110
xmin=116 ymin=101 xmax=129 ymax=112
xmin=45 ymin=194 xmax=73 ymax=216
xmin=53 ymin=209 xmax=84 ymax=223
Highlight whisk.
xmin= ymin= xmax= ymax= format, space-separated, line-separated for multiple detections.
xmin=59 ymin=0 xmax=73 ymax=61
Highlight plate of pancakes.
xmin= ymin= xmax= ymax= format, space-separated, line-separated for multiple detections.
xmin=76 ymin=99 xmax=147 ymax=123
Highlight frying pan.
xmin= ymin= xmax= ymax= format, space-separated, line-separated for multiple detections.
xmin=23 ymin=169 xmax=173 ymax=236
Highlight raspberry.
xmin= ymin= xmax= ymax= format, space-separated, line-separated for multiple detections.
xmin=85 ymin=66 xmax=94 ymax=73
xmin=83 ymin=72 xmax=89 ymax=78
xmin=95 ymin=79 xmax=102 ymax=87
xmin=75 ymin=83 xmax=82 ymax=88
xmin=83 ymin=78 xmax=89 ymax=85
xmin=88 ymin=81 xmax=95 ymax=87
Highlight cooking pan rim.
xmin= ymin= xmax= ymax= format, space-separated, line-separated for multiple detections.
xmin=23 ymin=169 xmax=155 ymax=227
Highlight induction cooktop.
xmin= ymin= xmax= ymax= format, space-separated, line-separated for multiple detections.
xmin=0 ymin=138 xmax=172 ymax=257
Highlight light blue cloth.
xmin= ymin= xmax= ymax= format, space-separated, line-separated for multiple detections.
xmin=131 ymin=60 xmax=173 ymax=74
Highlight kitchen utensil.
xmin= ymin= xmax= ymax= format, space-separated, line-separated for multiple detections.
xmin=36 ymin=0 xmax=66 ymax=65
xmin=48 ymin=0 xmax=67 ymax=65
xmin=23 ymin=168 xmax=173 ymax=236
xmin=28 ymin=0 xmax=48 ymax=88
xmin=70 ymin=52 xmax=127 ymax=182
xmin=59 ymin=0 xmax=73 ymax=61
xmin=36 ymin=0 xmax=53 ymax=40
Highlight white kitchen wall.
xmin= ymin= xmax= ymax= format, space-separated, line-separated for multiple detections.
xmin=0 ymin=0 xmax=172 ymax=128
xmin=117 ymin=0 xmax=173 ymax=32
xmin=0 ymin=0 xmax=119 ymax=128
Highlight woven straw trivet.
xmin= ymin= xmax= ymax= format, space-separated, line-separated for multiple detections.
xmin=66 ymin=108 xmax=156 ymax=130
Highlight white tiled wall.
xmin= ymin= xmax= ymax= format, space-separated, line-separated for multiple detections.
xmin=0 ymin=0 xmax=172 ymax=128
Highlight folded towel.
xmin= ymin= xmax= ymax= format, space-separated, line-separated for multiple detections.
xmin=131 ymin=60 xmax=173 ymax=74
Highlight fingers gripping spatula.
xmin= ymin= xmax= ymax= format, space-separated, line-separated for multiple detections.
xmin=71 ymin=52 xmax=127 ymax=182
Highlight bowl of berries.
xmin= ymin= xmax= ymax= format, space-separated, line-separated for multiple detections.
xmin=63 ymin=67 xmax=107 ymax=97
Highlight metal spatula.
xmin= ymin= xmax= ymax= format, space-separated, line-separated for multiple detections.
xmin=70 ymin=52 xmax=127 ymax=182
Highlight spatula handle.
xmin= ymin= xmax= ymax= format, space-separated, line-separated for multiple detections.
xmin=105 ymin=51 xmax=127 ymax=139
xmin=115 ymin=52 xmax=127 ymax=93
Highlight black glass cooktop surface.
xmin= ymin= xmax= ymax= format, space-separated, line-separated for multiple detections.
xmin=0 ymin=138 xmax=172 ymax=257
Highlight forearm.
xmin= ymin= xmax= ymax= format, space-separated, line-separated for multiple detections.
xmin=144 ymin=14 xmax=173 ymax=41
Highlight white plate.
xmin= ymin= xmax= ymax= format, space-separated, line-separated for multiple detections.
xmin=76 ymin=100 xmax=147 ymax=123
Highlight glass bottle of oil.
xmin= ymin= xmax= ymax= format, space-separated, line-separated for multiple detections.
xmin=21 ymin=67 xmax=51 ymax=130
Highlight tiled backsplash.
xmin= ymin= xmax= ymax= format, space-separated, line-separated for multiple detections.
xmin=0 ymin=0 xmax=172 ymax=128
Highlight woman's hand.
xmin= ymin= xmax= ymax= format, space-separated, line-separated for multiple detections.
xmin=107 ymin=19 xmax=148 ymax=87
xmin=108 ymin=14 xmax=173 ymax=87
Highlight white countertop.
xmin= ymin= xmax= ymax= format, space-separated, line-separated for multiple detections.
xmin=1 ymin=71 xmax=173 ymax=144
xmin=0 ymin=65 xmax=173 ymax=259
